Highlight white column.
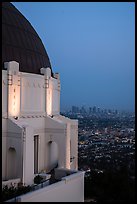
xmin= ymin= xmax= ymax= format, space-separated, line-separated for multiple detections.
xmin=40 ymin=67 xmax=52 ymax=116
xmin=64 ymin=123 xmax=71 ymax=169
xmin=22 ymin=125 xmax=34 ymax=185
xmin=4 ymin=61 xmax=21 ymax=118
xmin=54 ymin=73 xmax=61 ymax=114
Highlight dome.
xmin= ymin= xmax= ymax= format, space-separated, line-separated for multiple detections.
xmin=2 ymin=2 xmax=53 ymax=75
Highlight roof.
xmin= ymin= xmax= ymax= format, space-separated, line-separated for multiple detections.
xmin=2 ymin=2 xmax=53 ymax=75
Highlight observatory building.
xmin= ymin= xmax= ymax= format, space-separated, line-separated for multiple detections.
xmin=2 ymin=2 xmax=84 ymax=202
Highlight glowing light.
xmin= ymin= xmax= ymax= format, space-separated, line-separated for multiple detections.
xmin=8 ymin=85 xmax=20 ymax=117
xmin=46 ymin=87 xmax=52 ymax=116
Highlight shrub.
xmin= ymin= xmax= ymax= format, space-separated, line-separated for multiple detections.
xmin=34 ymin=175 xmax=43 ymax=184
xmin=2 ymin=184 xmax=32 ymax=202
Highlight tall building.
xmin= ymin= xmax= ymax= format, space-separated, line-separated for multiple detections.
xmin=2 ymin=2 xmax=84 ymax=202
xmin=80 ymin=106 xmax=86 ymax=114
xmin=97 ymin=107 xmax=100 ymax=113
xmin=89 ymin=107 xmax=92 ymax=114
xmin=72 ymin=106 xmax=79 ymax=113
xmin=93 ymin=106 xmax=96 ymax=113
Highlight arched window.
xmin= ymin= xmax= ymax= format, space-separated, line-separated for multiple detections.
xmin=7 ymin=147 xmax=17 ymax=179
xmin=48 ymin=141 xmax=58 ymax=171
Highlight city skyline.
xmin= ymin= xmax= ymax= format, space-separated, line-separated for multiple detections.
xmin=63 ymin=104 xmax=135 ymax=113
xmin=63 ymin=105 xmax=135 ymax=115
xmin=12 ymin=2 xmax=135 ymax=112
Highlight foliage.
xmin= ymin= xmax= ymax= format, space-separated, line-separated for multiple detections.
xmin=2 ymin=184 xmax=32 ymax=202
xmin=34 ymin=175 xmax=43 ymax=184
xmin=84 ymin=168 xmax=135 ymax=203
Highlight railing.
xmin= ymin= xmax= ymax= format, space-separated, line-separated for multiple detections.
xmin=5 ymin=169 xmax=78 ymax=202
xmin=5 ymin=179 xmax=50 ymax=202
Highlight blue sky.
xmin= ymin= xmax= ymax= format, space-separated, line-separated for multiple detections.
xmin=12 ymin=2 xmax=135 ymax=112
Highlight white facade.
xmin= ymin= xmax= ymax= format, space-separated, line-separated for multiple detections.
xmin=2 ymin=61 xmax=84 ymax=202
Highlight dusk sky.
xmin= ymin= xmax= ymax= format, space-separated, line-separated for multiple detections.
xmin=12 ymin=2 xmax=135 ymax=112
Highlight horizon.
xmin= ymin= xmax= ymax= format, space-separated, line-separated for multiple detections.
xmin=12 ymin=2 xmax=135 ymax=112
xmin=60 ymin=104 xmax=135 ymax=113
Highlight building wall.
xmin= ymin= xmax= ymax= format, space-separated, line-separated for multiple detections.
xmin=54 ymin=115 xmax=78 ymax=170
xmin=18 ymin=116 xmax=68 ymax=181
xmin=2 ymin=118 xmax=23 ymax=181
xmin=2 ymin=119 xmax=7 ymax=180
xmin=51 ymin=76 xmax=60 ymax=115
xmin=2 ymin=62 xmax=81 ymax=200
xmin=2 ymin=64 xmax=60 ymax=118
xmin=70 ymin=122 xmax=78 ymax=170
xmin=2 ymin=64 xmax=61 ymax=182
xmin=4 ymin=115 xmax=72 ymax=185
xmin=2 ymin=70 xmax=8 ymax=116
xmin=20 ymin=72 xmax=46 ymax=114
xmin=15 ymin=171 xmax=84 ymax=202
xmin=20 ymin=71 xmax=60 ymax=116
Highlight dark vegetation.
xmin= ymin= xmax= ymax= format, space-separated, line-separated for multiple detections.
xmin=84 ymin=167 xmax=135 ymax=203
xmin=2 ymin=184 xmax=32 ymax=202
xmin=34 ymin=175 xmax=43 ymax=184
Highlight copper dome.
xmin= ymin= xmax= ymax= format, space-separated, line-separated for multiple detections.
xmin=2 ymin=2 xmax=52 ymax=75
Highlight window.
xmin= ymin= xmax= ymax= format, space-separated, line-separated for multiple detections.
xmin=34 ymin=135 xmax=39 ymax=174
xmin=7 ymin=147 xmax=17 ymax=179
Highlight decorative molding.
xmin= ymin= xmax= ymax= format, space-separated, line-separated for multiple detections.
xmin=18 ymin=79 xmax=21 ymax=86
xmin=2 ymin=134 xmax=21 ymax=139
xmin=22 ymin=126 xmax=26 ymax=142
xmin=38 ymin=83 xmax=41 ymax=88
xmin=34 ymin=128 xmax=65 ymax=134
xmin=45 ymin=78 xmax=49 ymax=88
xmin=20 ymin=72 xmax=44 ymax=79
xmin=7 ymin=74 xmax=13 ymax=85
xmin=20 ymin=111 xmax=45 ymax=116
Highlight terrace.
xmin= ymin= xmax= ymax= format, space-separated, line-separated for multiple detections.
xmin=2 ymin=168 xmax=83 ymax=202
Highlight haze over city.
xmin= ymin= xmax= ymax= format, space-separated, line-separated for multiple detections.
xmin=12 ymin=2 xmax=135 ymax=112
